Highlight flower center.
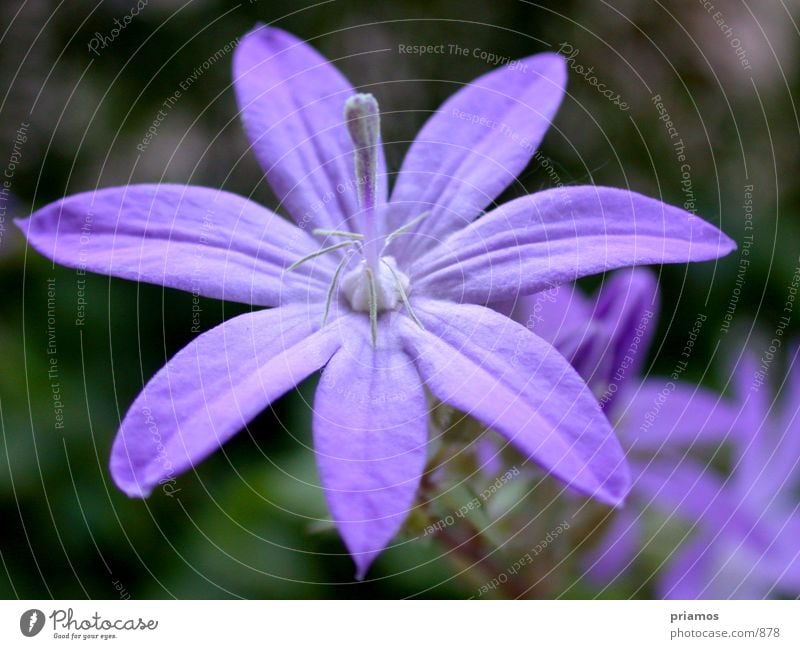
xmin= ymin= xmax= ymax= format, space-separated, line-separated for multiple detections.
xmin=284 ymin=92 xmax=424 ymax=345
xmin=342 ymin=256 xmax=409 ymax=313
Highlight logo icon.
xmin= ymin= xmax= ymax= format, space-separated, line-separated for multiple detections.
xmin=20 ymin=609 xmax=45 ymax=637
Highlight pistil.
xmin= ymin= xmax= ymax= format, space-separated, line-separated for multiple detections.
xmin=344 ymin=93 xmax=381 ymax=267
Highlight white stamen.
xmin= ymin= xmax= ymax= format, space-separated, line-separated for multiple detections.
xmin=365 ymin=266 xmax=378 ymax=346
xmin=322 ymin=250 xmax=355 ymax=326
xmin=382 ymin=210 xmax=431 ymax=250
xmin=286 ymin=241 xmax=354 ymax=272
xmin=312 ymin=228 xmax=364 ymax=240
xmin=380 ymin=258 xmax=424 ymax=330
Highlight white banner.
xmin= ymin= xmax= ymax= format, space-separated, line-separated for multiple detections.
xmin=0 ymin=600 xmax=797 ymax=648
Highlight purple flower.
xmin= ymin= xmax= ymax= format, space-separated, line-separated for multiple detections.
xmin=524 ymin=272 xmax=800 ymax=598
xmin=506 ymin=269 xmax=661 ymax=413
xmin=530 ymin=272 xmax=738 ymax=591
xmin=17 ymin=26 xmax=734 ymax=578
xmin=641 ymin=350 xmax=800 ymax=598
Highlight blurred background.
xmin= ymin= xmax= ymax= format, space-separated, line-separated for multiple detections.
xmin=0 ymin=0 xmax=798 ymax=598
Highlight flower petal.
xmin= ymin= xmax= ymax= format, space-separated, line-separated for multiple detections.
xmin=583 ymin=269 xmax=659 ymax=398
xmin=18 ymin=184 xmax=333 ymax=306
xmin=387 ymin=53 xmax=566 ymax=260
xmin=412 ymin=186 xmax=737 ymax=304
xmin=233 ymin=25 xmax=387 ymax=230
xmin=517 ymin=269 xmax=659 ymax=407
xmin=584 ymin=511 xmax=641 ymax=584
xmin=633 ymin=459 xmax=774 ymax=556
xmin=111 ymin=304 xmax=343 ymax=497
xmin=616 ymin=381 xmax=739 ymax=451
xmin=658 ymin=535 xmax=713 ymax=599
xmin=313 ymin=318 xmax=427 ymax=579
xmin=512 ymin=283 xmax=593 ymax=356
xmin=729 ymin=350 xmax=789 ymax=504
xmin=399 ymin=300 xmax=630 ymax=505
xmin=763 ymin=355 xmax=800 ymax=497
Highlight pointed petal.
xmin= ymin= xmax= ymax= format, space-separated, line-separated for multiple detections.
xmin=17 ymin=184 xmax=333 ymax=306
xmin=233 ymin=25 xmax=387 ymax=230
xmin=399 ymin=300 xmax=630 ymax=505
xmin=111 ymin=305 xmax=343 ymax=497
xmin=313 ymin=319 xmax=427 ymax=578
xmin=412 ymin=186 xmax=736 ymax=304
xmin=387 ymin=53 xmax=566 ymax=260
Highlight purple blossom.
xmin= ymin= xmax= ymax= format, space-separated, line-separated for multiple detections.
xmin=643 ymin=350 xmax=800 ymax=598
xmin=17 ymin=26 xmax=734 ymax=578
xmin=523 ymin=272 xmax=736 ymax=589
xmin=522 ymin=271 xmax=800 ymax=598
xmin=506 ymin=269 xmax=661 ymax=413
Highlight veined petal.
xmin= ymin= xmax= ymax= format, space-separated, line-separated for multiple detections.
xmin=387 ymin=53 xmax=566 ymax=261
xmin=313 ymin=318 xmax=428 ymax=579
xmin=411 ymin=186 xmax=736 ymax=304
xmin=233 ymin=25 xmax=387 ymax=230
xmin=18 ymin=184 xmax=333 ymax=306
xmin=399 ymin=300 xmax=630 ymax=505
xmin=111 ymin=304 xmax=344 ymax=497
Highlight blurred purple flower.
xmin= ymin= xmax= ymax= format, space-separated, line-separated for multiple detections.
xmin=643 ymin=350 xmax=800 ymax=598
xmin=18 ymin=26 xmax=734 ymax=578
xmin=521 ymin=271 xmax=800 ymax=598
